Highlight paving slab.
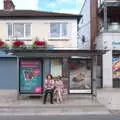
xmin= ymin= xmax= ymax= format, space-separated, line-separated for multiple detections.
xmin=0 ymin=90 xmax=110 ymax=115
xmin=97 ymin=88 xmax=120 ymax=110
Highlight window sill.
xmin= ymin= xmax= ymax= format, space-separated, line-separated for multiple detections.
xmin=6 ymin=38 xmax=32 ymax=41
xmin=48 ymin=37 xmax=70 ymax=41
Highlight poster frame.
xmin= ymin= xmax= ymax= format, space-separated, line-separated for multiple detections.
xmin=68 ymin=58 xmax=93 ymax=94
xmin=18 ymin=57 xmax=43 ymax=95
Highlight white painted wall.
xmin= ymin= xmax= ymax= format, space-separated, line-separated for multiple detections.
xmin=78 ymin=0 xmax=91 ymax=49
xmin=96 ymin=32 xmax=120 ymax=50
xmin=103 ymin=50 xmax=113 ymax=87
xmin=71 ymin=20 xmax=78 ymax=48
xmin=96 ymin=34 xmax=104 ymax=50
xmin=0 ymin=19 xmax=77 ymax=48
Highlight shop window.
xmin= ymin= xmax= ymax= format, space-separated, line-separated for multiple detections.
xmin=112 ymin=56 xmax=120 ymax=88
xmin=51 ymin=59 xmax=62 ymax=77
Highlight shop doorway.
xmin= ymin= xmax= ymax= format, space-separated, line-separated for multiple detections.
xmin=69 ymin=59 xmax=92 ymax=93
xmin=0 ymin=58 xmax=17 ymax=89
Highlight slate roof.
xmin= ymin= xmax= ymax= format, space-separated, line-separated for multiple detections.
xmin=0 ymin=10 xmax=81 ymax=19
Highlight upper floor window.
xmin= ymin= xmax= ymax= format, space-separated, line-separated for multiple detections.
xmin=7 ymin=23 xmax=31 ymax=39
xmin=50 ymin=23 xmax=67 ymax=38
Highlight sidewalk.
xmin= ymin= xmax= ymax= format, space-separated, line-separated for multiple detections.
xmin=0 ymin=90 xmax=110 ymax=115
xmin=97 ymin=88 xmax=120 ymax=110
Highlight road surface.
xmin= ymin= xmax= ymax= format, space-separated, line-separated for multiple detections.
xmin=0 ymin=115 xmax=120 ymax=120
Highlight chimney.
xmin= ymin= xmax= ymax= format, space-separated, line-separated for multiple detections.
xmin=4 ymin=0 xmax=15 ymax=10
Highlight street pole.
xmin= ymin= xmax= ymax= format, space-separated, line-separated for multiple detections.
xmin=92 ymin=55 xmax=97 ymax=100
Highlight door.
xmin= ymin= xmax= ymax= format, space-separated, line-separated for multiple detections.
xmin=51 ymin=59 xmax=62 ymax=77
xmin=19 ymin=59 xmax=43 ymax=94
xmin=69 ymin=59 xmax=92 ymax=93
xmin=0 ymin=58 xmax=17 ymax=89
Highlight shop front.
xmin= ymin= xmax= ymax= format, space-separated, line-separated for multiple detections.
xmin=8 ymin=49 xmax=105 ymax=97
xmin=112 ymin=50 xmax=120 ymax=88
xmin=19 ymin=58 xmax=63 ymax=94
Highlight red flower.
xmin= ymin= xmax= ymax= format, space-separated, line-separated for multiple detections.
xmin=34 ymin=40 xmax=45 ymax=46
xmin=69 ymin=63 xmax=76 ymax=69
xmin=13 ymin=40 xmax=24 ymax=47
xmin=0 ymin=40 xmax=4 ymax=47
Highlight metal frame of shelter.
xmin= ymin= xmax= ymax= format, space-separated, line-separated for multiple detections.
xmin=5 ymin=49 xmax=107 ymax=99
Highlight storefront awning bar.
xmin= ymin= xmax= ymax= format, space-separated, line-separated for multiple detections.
xmin=113 ymin=50 xmax=120 ymax=55
xmin=6 ymin=49 xmax=107 ymax=58
xmin=12 ymin=53 xmax=91 ymax=58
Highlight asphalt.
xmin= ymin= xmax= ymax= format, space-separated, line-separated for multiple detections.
xmin=0 ymin=105 xmax=110 ymax=116
xmin=0 ymin=115 xmax=120 ymax=120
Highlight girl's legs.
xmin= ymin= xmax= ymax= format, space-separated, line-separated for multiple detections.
xmin=56 ymin=90 xmax=60 ymax=103
xmin=57 ymin=89 xmax=63 ymax=103
xmin=59 ymin=89 xmax=63 ymax=103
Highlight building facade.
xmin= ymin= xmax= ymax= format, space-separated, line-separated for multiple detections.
xmin=96 ymin=0 xmax=120 ymax=88
xmin=0 ymin=0 xmax=79 ymax=92
xmin=78 ymin=0 xmax=98 ymax=50
xmin=0 ymin=0 xmax=103 ymax=95
xmin=80 ymin=0 xmax=120 ymax=88
xmin=78 ymin=0 xmax=91 ymax=49
xmin=79 ymin=0 xmax=103 ymax=88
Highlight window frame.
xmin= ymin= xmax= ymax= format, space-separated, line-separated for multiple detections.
xmin=49 ymin=22 xmax=68 ymax=40
xmin=7 ymin=23 xmax=32 ymax=40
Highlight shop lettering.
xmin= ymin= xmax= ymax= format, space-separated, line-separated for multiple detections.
xmin=21 ymin=61 xmax=40 ymax=65
xmin=112 ymin=42 xmax=120 ymax=45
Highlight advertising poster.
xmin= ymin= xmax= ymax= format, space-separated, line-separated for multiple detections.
xmin=69 ymin=59 xmax=92 ymax=93
xmin=112 ymin=57 xmax=120 ymax=79
xmin=20 ymin=60 xmax=42 ymax=94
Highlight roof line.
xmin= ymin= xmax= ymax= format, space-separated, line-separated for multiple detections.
xmin=80 ymin=0 xmax=87 ymax=14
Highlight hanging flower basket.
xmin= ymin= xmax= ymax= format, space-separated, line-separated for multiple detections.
xmin=32 ymin=40 xmax=46 ymax=49
xmin=0 ymin=40 xmax=8 ymax=49
xmin=12 ymin=40 xmax=26 ymax=49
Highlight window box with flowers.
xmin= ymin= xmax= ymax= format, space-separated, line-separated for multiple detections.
xmin=0 ymin=39 xmax=8 ymax=49
xmin=12 ymin=40 xmax=26 ymax=49
xmin=32 ymin=40 xmax=46 ymax=49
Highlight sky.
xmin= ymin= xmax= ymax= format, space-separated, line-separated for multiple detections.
xmin=0 ymin=0 xmax=84 ymax=14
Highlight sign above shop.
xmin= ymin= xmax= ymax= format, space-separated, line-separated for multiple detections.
xmin=112 ymin=57 xmax=120 ymax=79
xmin=112 ymin=41 xmax=120 ymax=50
xmin=112 ymin=42 xmax=120 ymax=45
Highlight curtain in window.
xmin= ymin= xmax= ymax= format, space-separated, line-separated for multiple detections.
xmin=7 ymin=23 xmax=31 ymax=39
xmin=8 ymin=23 xmax=12 ymax=38
xmin=51 ymin=59 xmax=62 ymax=77
xmin=13 ymin=23 xmax=24 ymax=38
xmin=25 ymin=24 xmax=31 ymax=37
xmin=50 ymin=23 xmax=60 ymax=37
xmin=61 ymin=23 xmax=67 ymax=37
